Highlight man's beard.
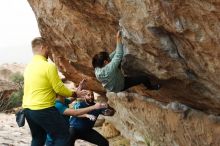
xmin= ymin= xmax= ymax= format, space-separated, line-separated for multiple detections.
xmin=85 ymin=98 xmax=95 ymax=105
xmin=45 ymin=52 xmax=49 ymax=59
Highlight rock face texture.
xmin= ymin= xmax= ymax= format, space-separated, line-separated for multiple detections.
xmin=28 ymin=0 xmax=220 ymax=145
xmin=106 ymin=92 xmax=220 ymax=146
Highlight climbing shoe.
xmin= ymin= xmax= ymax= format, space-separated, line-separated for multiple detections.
xmin=150 ymin=84 xmax=161 ymax=90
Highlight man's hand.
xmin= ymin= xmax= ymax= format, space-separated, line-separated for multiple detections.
xmin=77 ymin=79 xmax=87 ymax=91
xmin=85 ymin=114 xmax=96 ymax=121
xmin=116 ymin=30 xmax=122 ymax=43
xmin=76 ymin=90 xmax=89 ymax=98
xmin=93 ymin=102 xmax=108 ymax=110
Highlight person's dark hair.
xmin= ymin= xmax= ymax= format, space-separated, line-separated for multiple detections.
xmin=92 ymin=52 xmax=110 ymax=68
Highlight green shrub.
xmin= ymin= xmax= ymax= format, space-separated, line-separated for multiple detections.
xmin=7 ymin=89 xmax=23 ymax=109
xmin=9 ymin=72 xmax=24 ymax=109
xmin=10 ymin=72 xmax=24 ymax=89
xmin=0 ymin=72 xmax=24 ymax=111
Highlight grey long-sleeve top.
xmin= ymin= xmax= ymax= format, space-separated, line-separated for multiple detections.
xmin=95 ymin=43 xmax=124 ymax=92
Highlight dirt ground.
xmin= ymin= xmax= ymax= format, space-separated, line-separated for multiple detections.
xmin=0 ymin=113 xmax=95 ymax=146
xmin=0 ymin=113 xmax=129 ymax=146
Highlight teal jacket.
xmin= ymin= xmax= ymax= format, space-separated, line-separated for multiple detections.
xmin=95 ymin=43 xmax=124 ymax=92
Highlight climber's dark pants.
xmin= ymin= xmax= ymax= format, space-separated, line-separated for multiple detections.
xmin=69 ymin=127 xmax=109 ymax=146
xmin=24 ymin=107 xmax=71 ymax=146
xmin=123 ymin=76 xmax=154 ymax=91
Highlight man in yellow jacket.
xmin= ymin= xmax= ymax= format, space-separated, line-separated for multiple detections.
xmin=22 ymin=37 xmax=87 ymax=146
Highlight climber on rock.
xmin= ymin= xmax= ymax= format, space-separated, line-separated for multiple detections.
xmin=69 ymin=90 xmax=115 ymax=146
xmin=92 ymin=31 xmax=161 ymax=93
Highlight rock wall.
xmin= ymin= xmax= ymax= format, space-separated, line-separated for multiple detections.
xmin=27 ymin=0 xmax=220 ymax=145
xmin=106 ymin=92 xmax=220 ymax=146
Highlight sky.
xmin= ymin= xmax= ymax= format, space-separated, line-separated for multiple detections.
xmin=0 ymin=0 xmax=40 ymax=64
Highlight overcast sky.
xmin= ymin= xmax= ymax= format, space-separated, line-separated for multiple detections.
xmin=0 ymin=0 xmax=40 ymax=64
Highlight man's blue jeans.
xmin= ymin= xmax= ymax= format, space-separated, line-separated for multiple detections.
xmin=24 ymin=107 xmax=70 ymax=146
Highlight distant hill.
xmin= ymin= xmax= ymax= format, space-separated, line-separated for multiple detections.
xmin=0 ymin=63 xmax=25 ymax=81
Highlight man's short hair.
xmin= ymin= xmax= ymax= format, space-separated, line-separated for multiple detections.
xmin=31 ymin=37 xmax=46 ymax=49
xmin=92 ymin=52 xmax=110 ymax=68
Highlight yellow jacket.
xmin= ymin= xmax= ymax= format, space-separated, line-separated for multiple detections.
xmin=22 ymin=55 xmax=72 ymax=110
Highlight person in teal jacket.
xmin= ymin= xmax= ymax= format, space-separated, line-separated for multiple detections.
xmin=92 ymin=31 xmax=160 ymax=92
